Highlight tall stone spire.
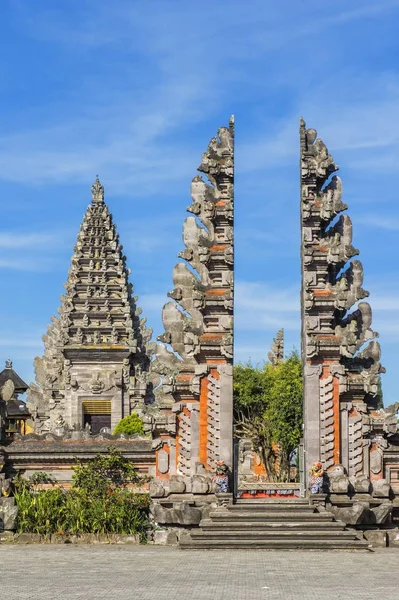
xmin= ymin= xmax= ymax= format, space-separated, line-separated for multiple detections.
xmin=268 ymin=329 xmax=284 ymax=365
xmin=28 ymin=178 xmax=153 ymax=434
xmin=150 ymin=118 xmax=234 ymax=481
xmin=299 ymin=120 xmax=392 ymax=486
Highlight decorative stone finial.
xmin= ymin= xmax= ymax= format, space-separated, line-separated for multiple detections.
xmin=268 ymin=328 xmax=284 ymax=365
xmin=5 ymin=358 xmax=12 ymax=369
xmin=91 ymin=176 xmax=104 ymax=204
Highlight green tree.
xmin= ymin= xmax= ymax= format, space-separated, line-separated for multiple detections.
xmin=234 ymin=352 xmax=303 ymax=482
xmin=265 ymin=352 xmax=303 ymax=480
xmin=113 ymin=412 xmax=145 ymax=436
xmin=234 ymin=362 xmax=277 ymax=478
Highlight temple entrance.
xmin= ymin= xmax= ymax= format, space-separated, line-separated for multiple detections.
xmin=83 ymin=414 xmax=111 ymax=435
xmin=232 ymin=435 xmax=303 ymax=501
xmin=82 ymin=400 xmax=111 ymax=434
xmin=232 ymin=338 xmax=304 ymax=501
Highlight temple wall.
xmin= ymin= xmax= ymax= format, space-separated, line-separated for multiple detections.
xmin=3 ymin=434 xmax=156 ymax=485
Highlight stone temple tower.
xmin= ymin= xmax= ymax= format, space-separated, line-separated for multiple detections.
xmin=28 ymin=178 xmax=153 ymax=434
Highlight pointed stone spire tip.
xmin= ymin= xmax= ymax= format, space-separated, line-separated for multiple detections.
xmin=91 ymin=176 xmax=104 ymax=204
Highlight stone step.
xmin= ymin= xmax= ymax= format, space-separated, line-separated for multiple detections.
xmin=190 ymin=529 xmax=361 ymax=540
xmin=200 ymin=519 xmax=346 ymax=531
xmin=208 ymin=511 xmax=334 ymax=521
xmin=180 ymin=537 xmax=369 ymax=550
xmin=235 ymin=499 xmax=308 ymax=505
xmin=228 ymin=504 xmax=316 ymax=512
xmin=179 ymin=501 xmax=368 ymax=551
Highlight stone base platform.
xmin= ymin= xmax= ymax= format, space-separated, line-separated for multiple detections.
xmin=179 ymin=499 xmax=370 ymax=550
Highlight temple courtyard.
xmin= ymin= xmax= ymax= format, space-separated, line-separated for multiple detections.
xmin=1 ymin=545 xmax=398 ymax=599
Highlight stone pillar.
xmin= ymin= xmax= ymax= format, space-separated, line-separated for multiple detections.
xmin=151 ymin=117 xmax=234 ymax=483
xmin=299 ymin=119 xmax=386 ymax=488
xmin=303 ymin=364 xmax=322 ymax=484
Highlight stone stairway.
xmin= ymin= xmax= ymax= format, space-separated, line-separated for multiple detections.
xmin=179 ymin=499 xmax=369 ymax=550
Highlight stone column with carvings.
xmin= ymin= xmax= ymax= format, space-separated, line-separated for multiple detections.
xmin=150 ymin=118 xmax=234 ymax=484
xmin=300 ymin=119 xmax=386 ymax=487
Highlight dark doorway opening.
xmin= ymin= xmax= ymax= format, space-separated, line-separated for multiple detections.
xmin=83 ymin=414 xmax=111 ymax=435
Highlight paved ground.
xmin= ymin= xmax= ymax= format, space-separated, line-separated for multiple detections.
xmin=1 ymin=546 xmax=399 ymax=599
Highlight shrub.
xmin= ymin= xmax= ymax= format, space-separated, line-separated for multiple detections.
xmin=113 ymin=412 xmax=145 ymax=436
xmin=13 ymin=447 xmax=150 ymax=540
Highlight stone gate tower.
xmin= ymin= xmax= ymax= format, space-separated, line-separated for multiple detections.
xmin=150 ymin=118 xmax=234 ymax=483
xmin=28 ymin=178 xmax=153 ymax=434
xmin=299 ymin=120 xmax=396 ymax=488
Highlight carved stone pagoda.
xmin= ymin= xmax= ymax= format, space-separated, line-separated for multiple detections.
xmin=27 ymin=178 xmax=153 ymax=434
xmin=149 ymin=118 xmax=234 ymax=486
xmin=268 ymin=328 xmax=284 ymax=366
xmin=299 ymin=120 xmax=397 ymax=488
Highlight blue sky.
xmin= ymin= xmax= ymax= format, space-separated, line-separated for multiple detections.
xmin=1 ymin=0 xmax=399 ymax=404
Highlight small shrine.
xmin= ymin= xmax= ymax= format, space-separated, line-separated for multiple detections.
xmin=0 ymin=360 xmax=31 ymax=440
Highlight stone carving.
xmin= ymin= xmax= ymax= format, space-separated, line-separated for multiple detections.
xmin=268 ymin=328 xmax=284 ymax=365
xmin=87 ymin=372 xmax=105 ymax=394
xmin=319 ymin=375 xmax=335 ymax=470
xmin=150 ymin=118 xmax=234 ymax=481
xmin=348 ymin=410 xmax=363 ymax=475
xmin=53 ymin=414 xmax=67 ymax=437
xmin=27 ymin=177 xmax=153 ymax=433
xmin=177 ymin=409 xmax=192 ymax=477
xmin=157 ymin=449 xmax=170 ymax=475
xmin=10 ymin=428 xmax=147 ymax=443
xmin=0 ymin=497 xmax=18 ymax=531
xmin=1 ymin=380 xmax=15 ymax=402
xmin=207 ymin=372 xmax=221 ymax=471
xmin=300 ymin=119 xmax=391 ymax=485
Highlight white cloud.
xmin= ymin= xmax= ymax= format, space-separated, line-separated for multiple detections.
xmin=357 ymin=216 xmax=399 ymax=231
xmin=0 ymin=338 xmax=43 ymax=348
xmin=235 ymin=281 xmax=300 ymax=332
xmin=0 ymin=258 xmax=57 ymax=272
xmin=2 ymin=0 xmax=398 ymax=190
xmin=0 ymin=232 xmax=59 ymax=249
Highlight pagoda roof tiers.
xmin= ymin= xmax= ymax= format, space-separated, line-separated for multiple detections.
xmin=27 ymin=177 xmax=153 ymax=434
xmin=0 ymin=360 xmax=28 ymax=395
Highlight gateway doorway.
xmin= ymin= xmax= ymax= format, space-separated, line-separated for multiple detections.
xmin=82 ymin=400 xmax=111 ymax=435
